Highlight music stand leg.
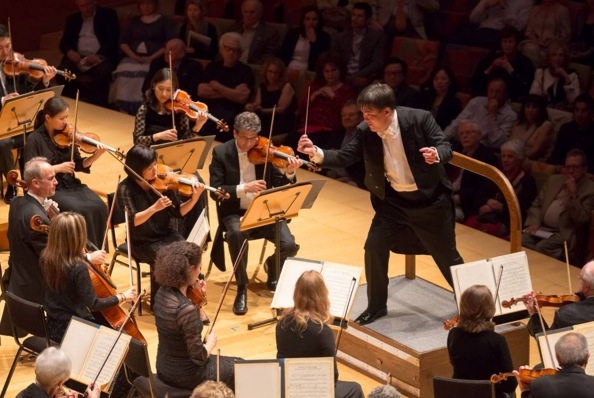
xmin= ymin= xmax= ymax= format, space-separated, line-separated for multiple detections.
xmin=247 ymin=216 xmax=282 ymax=330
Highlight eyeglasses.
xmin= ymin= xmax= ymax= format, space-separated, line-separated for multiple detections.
xmin=563 ymin=165 xmax=585 ymax=171
xmin=236 ymin=134 xmax=259 ymax=142
xmin=222 ymin=45 xmax=241 ymax=53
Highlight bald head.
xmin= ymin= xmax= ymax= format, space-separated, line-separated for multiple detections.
xmin=242 ymin=0 xmax=262 ymax=28
xmin=165 ymin=38 xmax=186 ymax=63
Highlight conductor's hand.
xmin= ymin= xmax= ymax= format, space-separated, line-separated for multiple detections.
xmin=419 ymin=147 xmax=439 ymax=164
xmin=153 ymin=195 xmax=173 ymax=211
xmin=154 ymin=129 xmax=178 ymax=142
xmin=121 ymin=287 xmax=137 ymax=303
xmin=297 ymin=134 xmax=316 ymax=157
xmin=244 ymin=179 xmax=267 ymax=193
xmin=88 ymin=250 xmax=106 ymax=266
xmin=55 ymin=161 xmax=75 ymax=174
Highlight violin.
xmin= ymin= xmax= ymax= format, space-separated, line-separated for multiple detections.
xmin=490 ymin=368 xmax=557 ymax=385
xmin=165 ymin=89 xmax=229 ymax=132
xmin=151 ymin=163 xmax=230 ymax=200
xmin=443 ymin=316 xmax=459 ymax=330
xmin=247 ymin=136 xmax=320 ymax=172
xmin=51 ymin=123 xmax=124 ymax=157
xmin=187 ymin=275 xmax=207 ymax=308
xmin=502 ymin=294 xmax=582 ymax=309
xmin=3 ymin=51 xmax=76 ymax=81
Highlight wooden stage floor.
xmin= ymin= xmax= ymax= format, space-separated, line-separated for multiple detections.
xmin=0 ymin=100 xmax=579 ymax=397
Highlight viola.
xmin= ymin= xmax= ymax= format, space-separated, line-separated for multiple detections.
xmin=165 ymin=89 xmax=229 ymax=132
xmin=443 ymin=316 xmax=459 ymax=330
xmin=3 ymin=51 xmax=76 ymax=81
xmin=490 ymin=368 xmax=557 ymax=385
xmin=501 ymin=294 xmax=582 ymax=309
xmin=187 ymin=276 xmax=207 ymax=308
xmin=52 ymin=123 xmax=124 ymax=157
xmin=152 ymin=163 xmax=230 ymax=200
xmin=247 ymin=136 xmax=320 ymax=171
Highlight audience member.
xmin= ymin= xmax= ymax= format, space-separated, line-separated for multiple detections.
xmin=447 ymin=120 xmax=498 ymax=222
xmin=58 ymin=0 xmax=119 ymax=107
xmin=325 ymin=99 xmax=365 ymax=188
xmin=519 ymin=332 xmax=594 ymax=397
xmin=570 ymin=0 xmax=594 ymax=66
xmin=334 ymin=2 xmax=384 ymax=83
xmin=382 ymin=57 xmax=423 ymax=108
xmin=548 ymin=94 xmax=594 ymax=173
xmin=367 ymin=384 xmax=401 ymax=398
xmin=529 ymin=41 xmax=580 ymax=110
xmin=276 ymin=270 xmax=364 ymax=398
xmin=278 ymin=5 xmax=331 ymax=72
xmin=197 ymin=32 xmax=254 ymax=142
xmin=295 ymin=51 xmax=355 ymax=148
xmin=153 ymin=241 xmax=240 ymax=390
xmin=230 ymin=0 xmax=280 ymax=65
xmin=523 ymin=149 xmax=594 ymax=265
xmin=381 ymin=0 xmax=439 ymax=41
xmin=470 ymin=26 xmax=535 ymax=101
xmin=178 ymin=0 xmax=218 ymax=60
xmin=510 ymin=94 xmax=555 ymax=162
xmin=244 ymin=56 xmax=297 ymax=139
xmin=468 ymin=0 xmax=534 ymax=49
xmin=419 ymin=66 xmax=461 ymax=130
xmin=16 ymin=347 xmax=99 ymax=398
xmin=465 ymin=139 xmax=537 ymax=238
xmin=522 ymin=0 xmax=572 ymax=67
xmin=142 ymin=39 xmax=202 ymax=98
xmin=190 ymin=380 xmax=235 ymax=398
xmin=111 ymin=0 xmax=176 ymax=114
xmin=523 ymin=261 xmax=594 ymax=337
xmin=444 ymin=77 xmax=517 ymax=150
xmin=209 ymin=112 xmax=300 ymax=315
xmin=448 ymin=285 xmax=517 ymax=398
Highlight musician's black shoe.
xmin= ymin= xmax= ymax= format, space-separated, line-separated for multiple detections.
xmin=266 ymin=280 xmax=277 ymax=291
xmin=233 ymin=286 xmax=248 ymax=315
xmin=354 ymin=308 xmax=387 ymax=326
xmin=3 ymin=185 xmax=16 ymax=204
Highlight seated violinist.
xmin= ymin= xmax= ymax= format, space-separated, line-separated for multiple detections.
xmin=447 ymin=285 xmax=517 ymax=398
xmin=209 ymin=112 xmax=300 ymax=315
xmin=118 ymin=144 xmax=204 ymax=311
xmin=23 ymin=97 xmax=108 ymax=248
xmin=518 ymin=332 xmax=594 ymax=397
xmin=522 ymin=260 xmax=594 ymax=338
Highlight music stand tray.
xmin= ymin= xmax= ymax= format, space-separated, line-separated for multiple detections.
xmin=0 ymin=85 xmax=63 ymax=140
xmin=151 ymin=135 xmax=215 ymax=173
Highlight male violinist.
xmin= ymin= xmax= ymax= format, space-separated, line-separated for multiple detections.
xmin=209 ymin=111 xmax=300 ymax=315
xmin=0 ymin=24 xmax=57 ymax=203
xmin=0 ymin=157 xmax=105 ymax=336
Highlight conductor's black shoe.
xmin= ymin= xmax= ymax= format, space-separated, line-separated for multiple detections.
xmin=3 ymin=185 xmax=16 ymax=204
xmin=354 ymin=308 xmax=387 ymax=326
xmin=233 ymin=287 xmax=248 ymax=315
xmin=266 ymin=280 xmax=277 ymax=291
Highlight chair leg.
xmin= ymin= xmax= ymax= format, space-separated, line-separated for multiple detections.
xmin=250 ymin=240 xmax=269 ymax=283
xmin=1 ymin=346 xmax=24 ymax=397
xmin=135 ymin=260 xmax=143 ymax=316
xmin=205 ymin=259 xmax=214 ymax=280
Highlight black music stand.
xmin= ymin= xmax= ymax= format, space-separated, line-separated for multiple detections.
xmin=151 ymin=135 xmax=215 ymax=173
xmin=243 ymin=180 xmax=325 ymax=330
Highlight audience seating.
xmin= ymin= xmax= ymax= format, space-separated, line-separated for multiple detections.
xmin=444 ymin=44 xmax=490 ymax=94
xmin=390 ymin=36 xmax=440 ymax=86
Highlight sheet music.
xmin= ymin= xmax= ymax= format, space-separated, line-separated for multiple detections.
xmin=452 ymin=260 xmax=495 ymax=309
xmin=284 ymin=357 xmax=334 ymax=398
xmin=187 ymin=208 xmax=209 ymax=247
xmin=576 ymin=325 xmax=594 ymax=375
xmin=491 ymin=252 xmax=532 ymax=315
xmin=271 ymin=258 xmax=322 ymax=309
xmin=60 ymin=318 xmax=99 ymax=379
xmin=235 ymin=361 xmax=281 ymax=398
xmin=81 ymin=332 xmax=130 ymax=386
xmin=321 ymin=262 xmax=361 ymax=318
xmin=188 ymin=30 xmax=212 ymax=47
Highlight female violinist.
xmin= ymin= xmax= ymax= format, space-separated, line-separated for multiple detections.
xmin=153 ymin=240 xmax=240 ymax=390
xmin=447 ymin=285 xmax=517 ymax=398
xmin=22 ymin=97 xmax=109 ymax=248
xmin=118 ymin=145 xmax=204 ymax=310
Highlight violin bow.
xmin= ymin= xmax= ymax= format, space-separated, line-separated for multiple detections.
xmin=70 ymin=90 xmax=80 ymax=164
xmin=493 ymin=265 xmax=504 ymax=311
xmin=335 ymin=277 xmax=357 ymax=355
xmin=216 ymin=348 xmax=221 ymax=383
xmin=167 ymin=56 xmax=175 ymax=131
xmin=303 ymin=86 xmax=311 ymax=139
xmin=564 ymin=241 xmax=572 ymax=294
xmin=7 ymin=18 xmax=17 ymax=99
xmin=261 ymin=105 xmax=276 ymax=180
xmin=533 ymin=292 xmax=556 ymax=367
xmin=124 ymin=206 xmax=135 ymax=289
xmin=101 ymin=175 xmax=121 ymax=253
xmin=107 ymin=150 xmax=166 ymax=199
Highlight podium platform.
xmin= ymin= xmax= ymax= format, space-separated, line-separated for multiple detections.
xmin=337 ymin=276 xmax=529 ymax=398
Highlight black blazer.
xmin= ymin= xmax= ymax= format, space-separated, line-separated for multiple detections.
xmin=334 ymin=27 xmax=384 ymax=78
xmin=419 ymin=88 xmax=462 ymax=130
xmin=527 ymin=297 xmax=594 ymax=337
xmin=59 ymin=6 xmax=120 ymax=65
xmin=522 ymin=366 xmax=594 ymax=398
xmin=278 ymin=27 xmax=331 ymax=71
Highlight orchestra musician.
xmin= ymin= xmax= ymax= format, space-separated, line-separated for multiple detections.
xmin=153 ymin=241 xmax=240 ymax=390
xmin=22 ymin=96 xmax=109 ymax=248
xmin=447 ymin=285 xmax=517 ymax=398
xmin=133 ymin=67 xmax=209 ymax=238
xmin=118 ymin=144 xmax=204 ymax=310
xmin=0 ymin=24 xmax=57 ymax=203
xmin=276 ymin=270 xmax=364 ymax=398
xmin=522 ymin=260 xmax=594 ymax=337
xmin=209 ymin=111 xmax=300 ymax=315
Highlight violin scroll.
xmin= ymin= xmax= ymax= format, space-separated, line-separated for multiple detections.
xmin=443 ymin=316 xmax=459 ymax=330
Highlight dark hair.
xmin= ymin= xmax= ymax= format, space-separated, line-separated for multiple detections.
xmin=145 ymin=68 xmax=179 ymax=108
xmin=299 ymin=5 xmax=324 ymax=37
xmin=352 ymin=2 xmax=372 ymax=19
xmin=487 ymin=75 xmax=508 ymax=91
xmin=124 ymin=145 xmax=157 ymax=177
xmin=34 ymin=97 xmax=69 ymax=129
xmin=384 ymin=57 xmax=408 ymax=76
xmin=357 ymin=83 xmax=396 ymax=111
xmin=574 ymin=94 xmax=594 ymax=110
xmin=421 ymin=66 xmax=458 ymax=97
xmin=500 ymin=25 xmax=522 ymax=43
xmin=518 ymin=94 xmax=549 ymax=126
xmin=313 ymin=51 xmax=345 ymax=86
xmin=566 ymin=148 xmax=588 ymax=165
xmin=154 ymin=241 xmax=202 ymax=288
xmin=0 ymin=24 xmax=8 ymax=39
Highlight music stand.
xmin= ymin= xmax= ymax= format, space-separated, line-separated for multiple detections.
xmin=151 ymin=135 xmax=215 ymax=173
xmin=242 ymin=180 xmax=326 ymax=330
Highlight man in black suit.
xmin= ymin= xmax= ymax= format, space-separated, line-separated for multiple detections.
xmin=298 ymin=83 xmax=463 ymax=325
xmin=209 ymin=112 xmax=300 ymax=315
xmin=58 ymin=0 xmax=119 ymax=107
xmin=523 ymin=261 xmax=594 ymax=337
xmin=230 ymin=0 xmax=280 ymax=65
xmin=519 ymin=332 xmax=594 ymax=398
